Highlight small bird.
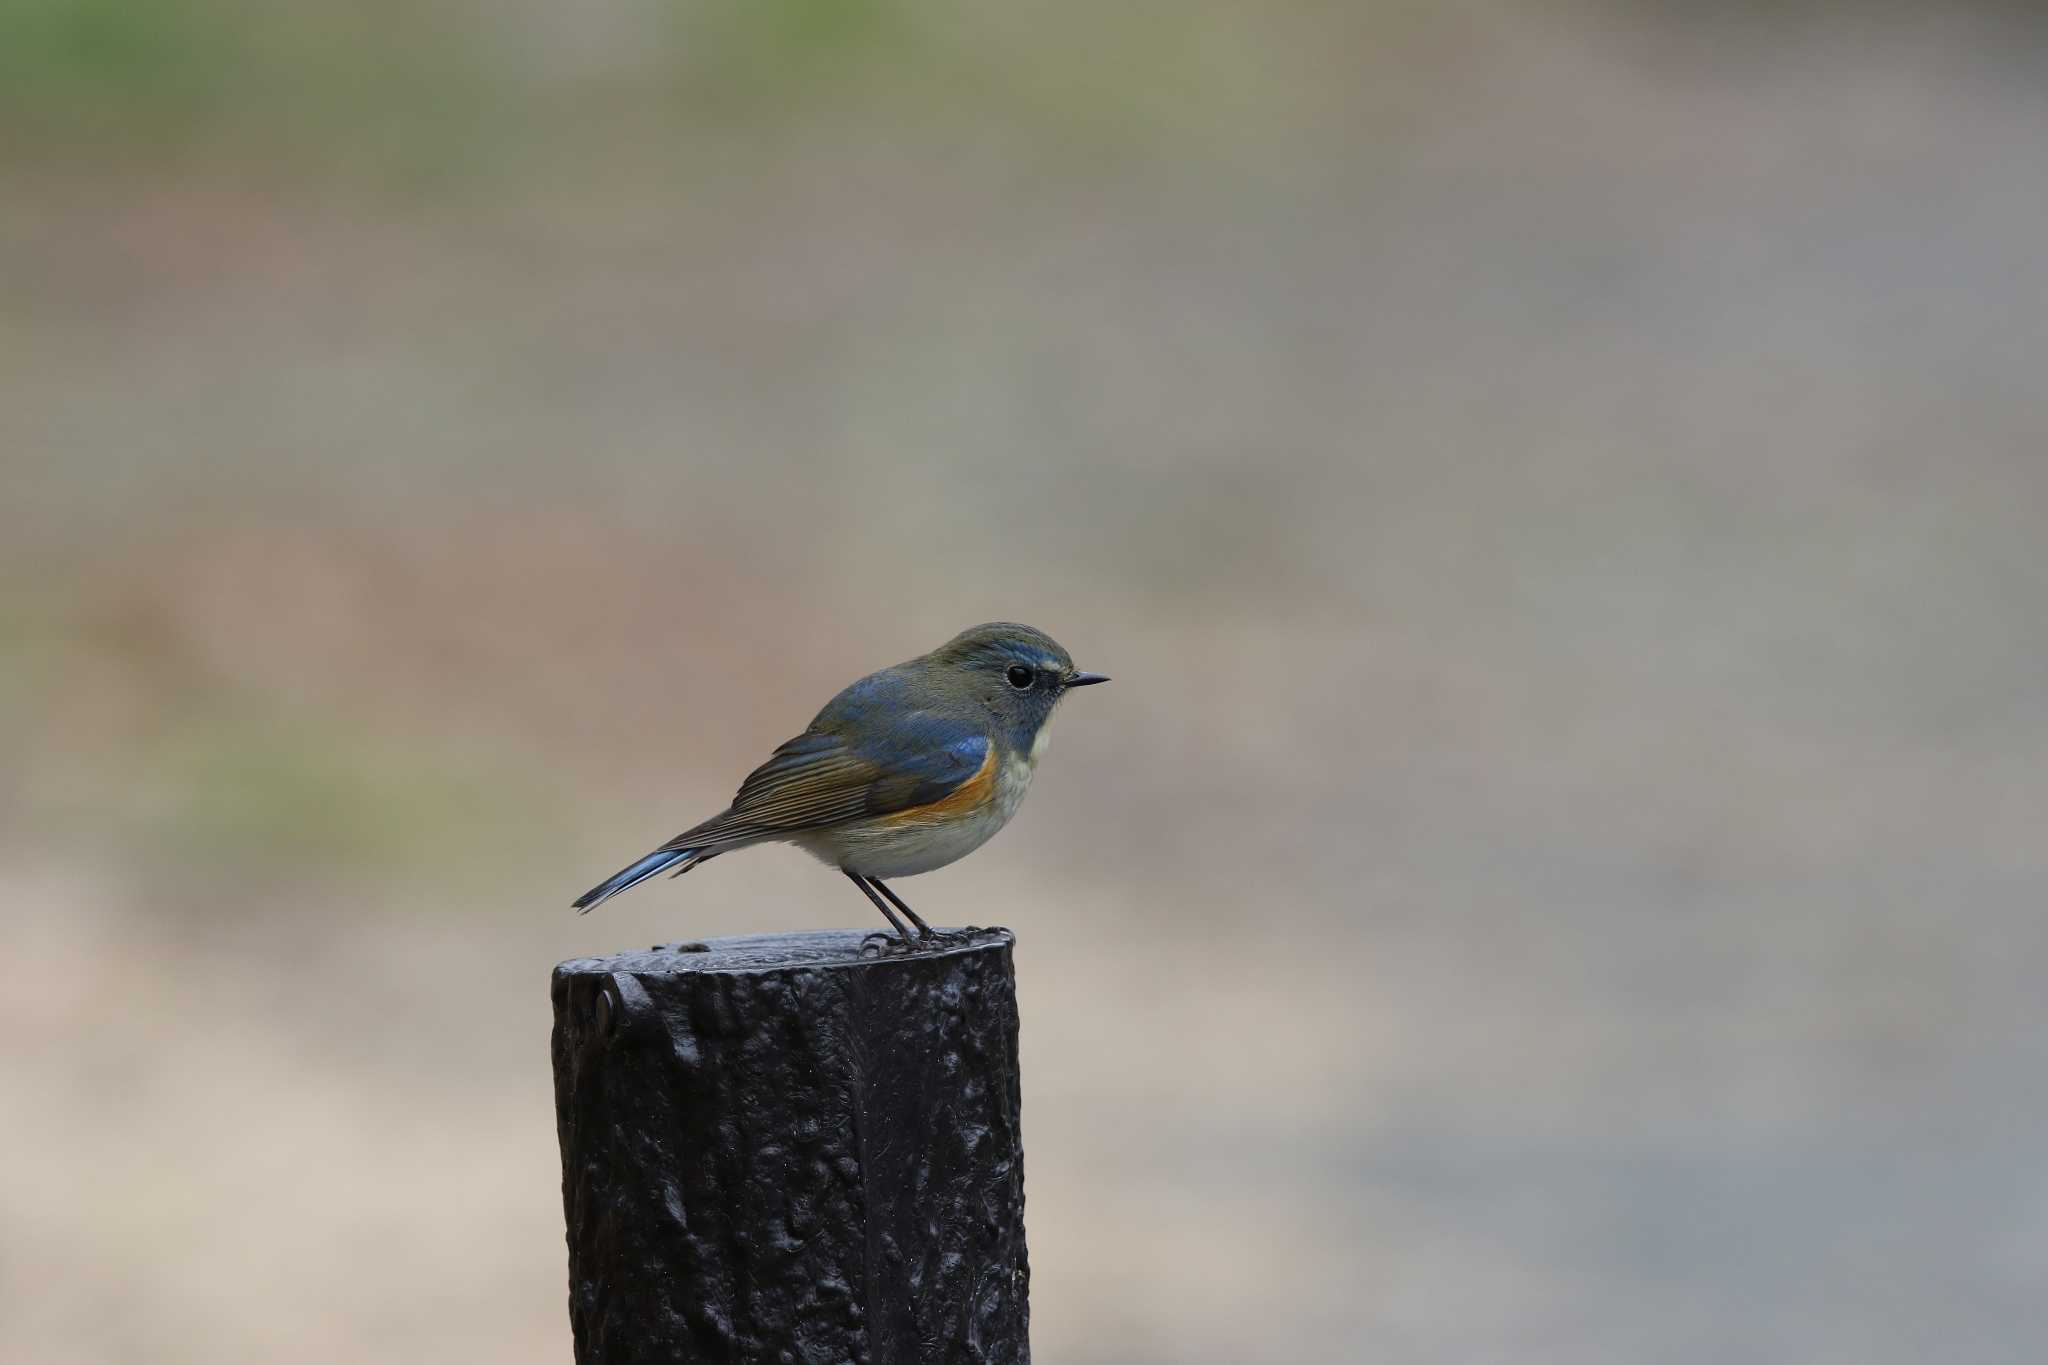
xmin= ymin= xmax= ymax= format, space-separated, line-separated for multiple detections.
xmin=573 ymin=622 xmax=1109 ymax=944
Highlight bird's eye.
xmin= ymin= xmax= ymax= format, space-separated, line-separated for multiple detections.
xmin=1006 ymin=665 xmax=1035 ymax=689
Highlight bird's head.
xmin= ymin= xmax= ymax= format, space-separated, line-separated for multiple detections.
xmin=925 ymin=622 xmax=1109 ymax=745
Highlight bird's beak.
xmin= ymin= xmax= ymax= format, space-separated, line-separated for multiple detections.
xmin=1065 ymin=671 xmax=1111 ymax=688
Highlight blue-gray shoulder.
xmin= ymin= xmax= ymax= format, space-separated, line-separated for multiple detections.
xmin=813 ymin=667 xmax=991 ymax=771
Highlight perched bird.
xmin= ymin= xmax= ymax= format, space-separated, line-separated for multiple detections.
xmin=573 ymin=622 xmax=1108 ymax=945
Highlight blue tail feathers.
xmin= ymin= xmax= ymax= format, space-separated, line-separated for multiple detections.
xmin=573 ymin=847 xmax=702 ymax=913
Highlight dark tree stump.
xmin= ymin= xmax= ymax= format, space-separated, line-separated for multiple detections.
xmin=550 ymin=929 xmax=1029 ymax=1365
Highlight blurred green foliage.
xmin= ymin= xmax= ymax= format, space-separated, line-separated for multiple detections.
xmin=657 ymin=0 xmax=1309 ymax=154
xmin=0 ymin=0 xmax=498 ymax=181
xmin=0 ymin=0 xmax=1311 ymax=183
xmin=0 ymin=0 xmax=232 ymax=125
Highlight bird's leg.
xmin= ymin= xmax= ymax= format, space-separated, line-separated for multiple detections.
xmin=844 ymin=870 xmax=916 ymax=949
xmin=863 ymin=876 xmax=935 ymax=937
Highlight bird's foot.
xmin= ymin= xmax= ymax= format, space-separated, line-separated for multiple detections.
xmin=914 ymin=926 xmax=988 ymax=950
xmin=860 ymin=931 xmax=919 ymax=959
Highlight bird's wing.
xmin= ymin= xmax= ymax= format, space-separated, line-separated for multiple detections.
xmin=665 ymin=715 xmax=993 ymax=849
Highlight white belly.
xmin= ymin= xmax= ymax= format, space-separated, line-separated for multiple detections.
xmin=795 ymin=753 xmax=1036 ymax=878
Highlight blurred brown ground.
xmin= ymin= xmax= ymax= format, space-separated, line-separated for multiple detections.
xmin=5 ymin=3 xmax=2048 ymax=1361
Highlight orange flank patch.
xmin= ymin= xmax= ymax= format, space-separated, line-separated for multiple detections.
xmin=880 ymin=744 xmax=998 ymax=825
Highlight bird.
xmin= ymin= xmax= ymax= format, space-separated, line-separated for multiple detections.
xmin=572 ymin=622 xmax=1109 ymax=946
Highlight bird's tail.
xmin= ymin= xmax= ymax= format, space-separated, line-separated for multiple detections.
xmin=572 ymin=845 xmax=712 ymax=913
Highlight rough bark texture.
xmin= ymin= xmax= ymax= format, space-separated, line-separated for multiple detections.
xmin=551 ymin=929 xmax=1028 ymax=1365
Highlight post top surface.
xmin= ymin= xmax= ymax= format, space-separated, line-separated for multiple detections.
xmin=554 ymin=927 xmax=1014 ymax=979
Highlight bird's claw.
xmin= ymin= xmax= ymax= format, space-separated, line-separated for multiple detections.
xmin=914 ymin=926 xmax=986 ymax=949
xmin=860 ymin=931 xmax=918 ymax=959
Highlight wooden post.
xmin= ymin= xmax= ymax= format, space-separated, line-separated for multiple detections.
xmin=550 ymin=930 xmax=1029 ymax=1364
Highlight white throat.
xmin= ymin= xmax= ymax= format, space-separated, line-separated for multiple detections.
xmin=1027 ymin=724 xmax=1052 ymax=767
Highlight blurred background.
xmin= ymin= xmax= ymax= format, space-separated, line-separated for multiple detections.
xmin=6 ymin=1 xmax=2048 ymax=1360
